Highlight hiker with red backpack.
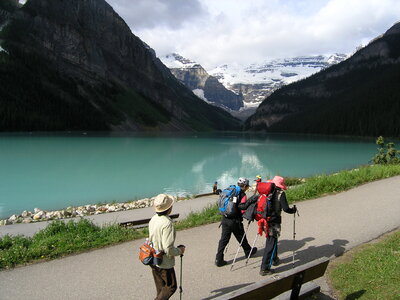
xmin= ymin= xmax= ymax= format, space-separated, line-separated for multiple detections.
xmin=215 ymin=177 xmax=258 ymax=267
xmin=258 ymin=176 xmax=297 ymax=276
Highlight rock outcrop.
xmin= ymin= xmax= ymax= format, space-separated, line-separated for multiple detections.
xmin=162 ymin=53 xmax=244 ymax=111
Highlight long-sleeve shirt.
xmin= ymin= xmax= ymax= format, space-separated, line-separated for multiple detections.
xmin=149 ymin=214 xmax=181 ymax=269
xmin=269 ymin=189 xmax=296 ymax=224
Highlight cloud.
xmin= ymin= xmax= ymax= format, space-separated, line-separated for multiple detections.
xmin=107 ymin=0 xmax=208 ymax=30
xmin=109 ymin=0 xmax=400 ymax=68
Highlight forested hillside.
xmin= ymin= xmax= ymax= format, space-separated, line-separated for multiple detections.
xmin=0 ymin=0 xmax=240 ymax=132
xmin=245 ymin=22 xmax=400 ymax=137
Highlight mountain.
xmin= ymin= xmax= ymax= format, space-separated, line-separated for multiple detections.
xmin=0 ymin=0 xmax=20 ymax=24
xmin=161 ymin=53 xmax=244 ymax=111
xmin=208 ymin=54 xmax=348 ymax=108
xmin=245 ymin=22 xmax=400 ymax=137
xmin=0 ymin=0 xmax=240 ymax=132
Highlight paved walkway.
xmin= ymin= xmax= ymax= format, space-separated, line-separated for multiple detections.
xmin=1 ymin=176 xmax=399 ymax=299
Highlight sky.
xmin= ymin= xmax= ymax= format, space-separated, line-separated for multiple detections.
xmin=21 ymin=0 xmax=400 ymax=69
xmin=106 ymin=0 xmax=400 ymax=69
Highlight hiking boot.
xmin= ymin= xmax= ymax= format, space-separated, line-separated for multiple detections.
xmin=273 ymin=257 xmax=280 ymax=266
xmin=215 ymin=260 xmax=228 ymax=267
xmin=245 ymin=247 xmax=258 ymax=258
xmin=259 ymin=269 xmax=274 ymax=276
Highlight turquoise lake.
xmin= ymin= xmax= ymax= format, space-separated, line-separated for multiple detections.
xmin=0 ymin=133 xmax=376 ymax=219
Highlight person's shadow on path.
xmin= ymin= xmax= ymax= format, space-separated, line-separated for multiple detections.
xmin=273 ymin=238 xmax=349 ymax=273
xmin=206 ymin=238 xmax=349 ymax=299
xmin=231 ymin=237 xmax=315 ymax=271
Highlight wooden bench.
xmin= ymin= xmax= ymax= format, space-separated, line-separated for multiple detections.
xmin=118 ymin=213 xmax=180 ymax=228
xmin=213 ymin=258 xmax=329 ymax=300
xmin=194 ymin=192 xmax=216 ymax=198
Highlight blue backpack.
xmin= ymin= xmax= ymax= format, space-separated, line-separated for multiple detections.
xmin=218 ymin=185 xmax=241 ymax=217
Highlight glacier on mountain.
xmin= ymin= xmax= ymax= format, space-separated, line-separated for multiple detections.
xmin=161 ymin=53 xmax=348 ymax=111
xmin=208 ymin=54 xmax=348 ymax=107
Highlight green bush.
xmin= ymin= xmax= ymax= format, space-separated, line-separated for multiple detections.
xmin=372 ymin=136 xmax=400 ymax=164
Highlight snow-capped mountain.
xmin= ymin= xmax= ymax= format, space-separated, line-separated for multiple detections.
xmin=161 ymin=53 xmax=244 ymax=111
xmin=162 ymin=53 xmax=199 ymax=69
xmin=208 ymin=54 xmax=348 ymax=107
xmin=160 ymin=53 xmax=348 ymax=117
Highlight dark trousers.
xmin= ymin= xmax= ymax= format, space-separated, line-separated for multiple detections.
xmin=151 ymin=266 xmax=177 ymax=300
xmin=216 ymin=217 xmax=252 ymax=262
xmin=261 ymin=236 xmax=278 ymax=271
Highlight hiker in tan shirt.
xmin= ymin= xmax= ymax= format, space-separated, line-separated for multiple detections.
xmin=149 ymin=194 xmax=185 ymax=300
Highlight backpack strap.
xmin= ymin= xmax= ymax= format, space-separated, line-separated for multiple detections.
xmin=235 ymin=185 xmax=241 ymax=196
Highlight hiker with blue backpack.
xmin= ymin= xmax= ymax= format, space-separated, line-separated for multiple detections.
xmin=258 ymin=176 xmax=297 ymax=276
xmin=215 ymin=177 xmax=258 ymax=267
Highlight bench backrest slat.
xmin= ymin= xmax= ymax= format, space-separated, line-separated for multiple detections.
xmin=119 ymin=213 xmax=180 ymax=227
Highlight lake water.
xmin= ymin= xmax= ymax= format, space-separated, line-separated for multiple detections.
xmin=0 ymin=133 xmax=376 ymax=219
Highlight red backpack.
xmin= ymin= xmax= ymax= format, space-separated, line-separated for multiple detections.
xmin=254 ymin=182 xmax=276 ymax=221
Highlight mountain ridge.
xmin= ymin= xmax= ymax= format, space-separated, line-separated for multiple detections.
xmin=245 ymin=21 xmax=400 ymax=137
xmin=161 ymin=53 xmax=245 ymax=111
xmin=0 ymin=0 xmax=240 ymax=132
xmin=161 ymin=52 xmax=348 ymax=111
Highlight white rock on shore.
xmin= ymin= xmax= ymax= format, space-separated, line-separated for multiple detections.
xmin=0 ymin=196 xmax=185 ymax=226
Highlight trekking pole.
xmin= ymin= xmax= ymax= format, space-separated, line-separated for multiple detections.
xmin=246 ymin=233 xmax=259 ymax=265
xmin=230 ymin=221 xmax=251 ymax=271
xmin=179 ymin=254 xmax=183 ymax=300
xmin=292 ymin=205 xmax=299 ymax=268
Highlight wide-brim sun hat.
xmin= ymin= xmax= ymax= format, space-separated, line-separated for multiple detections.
xmin=272 ymin=176 xmax=287 ymax=190
xmin=154 ymin=194 xmax=175 ymax=213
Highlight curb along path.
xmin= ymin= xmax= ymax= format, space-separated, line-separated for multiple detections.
xmin=0 ymin=176 xmax=399 ymax=299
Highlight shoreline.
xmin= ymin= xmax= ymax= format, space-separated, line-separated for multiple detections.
xmin=2 ymin=162 xmax=400 ymax=226
xmin=0 ymin=196 xmax=172 ymax=226
xmin=0 ymin=192 xmax=219 ymax=227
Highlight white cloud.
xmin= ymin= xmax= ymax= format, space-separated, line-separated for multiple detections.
xmin=110 ymin=0 xmax=400 ymax=68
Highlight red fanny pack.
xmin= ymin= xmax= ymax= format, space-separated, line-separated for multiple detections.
xmin=139 ymin=240 xmax=163 ymax=265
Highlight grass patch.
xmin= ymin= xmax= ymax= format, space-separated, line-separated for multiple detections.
xmin=1 ymin=164 xmax=400 ymax=270
xmin=328 ymin=230 xmax=400 ymax=300
xmin=286 ymin=164 xmax=400 ymax=203
xmin=175 ymin=204 xmax=220 ymax=229
xmin=0 ymin=219 xmax=148 ymax=269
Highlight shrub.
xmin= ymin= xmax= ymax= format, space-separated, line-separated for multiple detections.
xmin=372 ymin=136 xmax=400 ymax=164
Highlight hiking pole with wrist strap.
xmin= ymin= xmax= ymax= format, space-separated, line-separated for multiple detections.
xmin=179 ymin=253 xmax=183 ymax=300
xmin=292 ymin=205 xmax=299 ymax=268
xmin=230 ymin=220 xmax=251 ymax=271
xmin=177 ymin=245 xmax=185 ymax=300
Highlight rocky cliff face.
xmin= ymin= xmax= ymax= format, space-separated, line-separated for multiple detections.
xmin=0 ymin=0 xmax=19 ymax=25
xmin=162 ymin=53 xmax=244 ymax=111
xmin=245 ymin=22 xmax=400 ymax=137
xmin=0 ymin=0 xmax=240 ymax=131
